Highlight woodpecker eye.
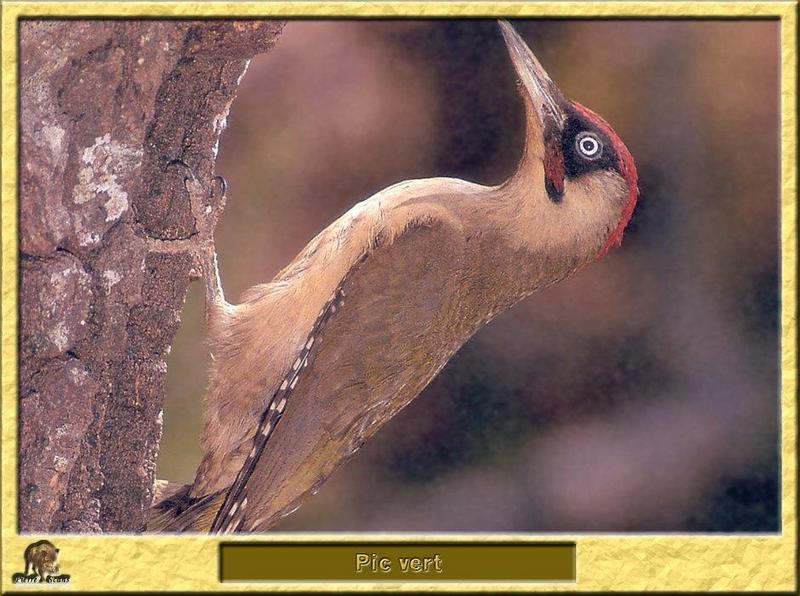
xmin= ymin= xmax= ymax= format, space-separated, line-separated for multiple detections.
xmin=575 ymin=132 xmax=602 ymax=160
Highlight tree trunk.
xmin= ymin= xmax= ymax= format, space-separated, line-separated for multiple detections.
xmin=18 ymin=19 xmax=284 ymax=533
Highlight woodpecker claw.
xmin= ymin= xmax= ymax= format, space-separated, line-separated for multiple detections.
xmin=212 ymin=175 xmax=228 ymax=198
xmin=166 ymin=158 xmax=198 ymax=184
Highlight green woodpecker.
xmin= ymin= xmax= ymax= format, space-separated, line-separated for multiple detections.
xmin=147 ymin=20 xmax=639 ymax=533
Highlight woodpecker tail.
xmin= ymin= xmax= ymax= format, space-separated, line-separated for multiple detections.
xmin=143 ymin=484 xmax=226 ymax=533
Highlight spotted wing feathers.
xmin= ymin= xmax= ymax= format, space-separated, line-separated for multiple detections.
xmin=209 ymin=285 xmax=348 ymax=533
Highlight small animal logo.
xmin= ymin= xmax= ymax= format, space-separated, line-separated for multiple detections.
xmin=11 ymin=540 xmax=70 ymax=584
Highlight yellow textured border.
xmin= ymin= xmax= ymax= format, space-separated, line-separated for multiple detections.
xmin=0 ymin=1 xmax=796 ymax=592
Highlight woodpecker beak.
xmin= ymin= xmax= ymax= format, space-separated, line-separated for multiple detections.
xmin=499 ymin=20 xmax=567 ymax=132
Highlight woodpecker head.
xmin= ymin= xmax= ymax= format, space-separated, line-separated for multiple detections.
xmin=499 ymin=20 xmax=639 ymax=257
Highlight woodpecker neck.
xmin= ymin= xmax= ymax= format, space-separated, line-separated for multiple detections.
xmin=484 ymin=98 xmax=630 ymax=289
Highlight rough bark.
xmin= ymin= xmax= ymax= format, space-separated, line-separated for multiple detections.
xmin=18 ymin=20 xmax=284 ymax=533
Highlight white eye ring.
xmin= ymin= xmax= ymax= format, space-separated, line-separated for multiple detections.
xmin=575 ymin=132 xmax=602 ymax=160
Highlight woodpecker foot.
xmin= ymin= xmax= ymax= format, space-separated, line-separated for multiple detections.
xmin=165 ymin=159 xmax=227 ymax=248
xmin=148 ymin=158 xmax=231 ymax=324
xmin=165 ymin=160 xmax=227 ymax=202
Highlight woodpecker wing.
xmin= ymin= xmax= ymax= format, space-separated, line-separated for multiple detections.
xmin=211 ymin=212 xmax=468 ymax=533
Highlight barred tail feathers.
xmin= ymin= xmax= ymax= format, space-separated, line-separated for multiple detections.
xmin=144 ymin=485 xmax=226 ymax=533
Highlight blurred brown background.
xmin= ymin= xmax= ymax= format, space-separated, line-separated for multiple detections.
xmin=159 ymin=20 xmax=780 ymax=532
